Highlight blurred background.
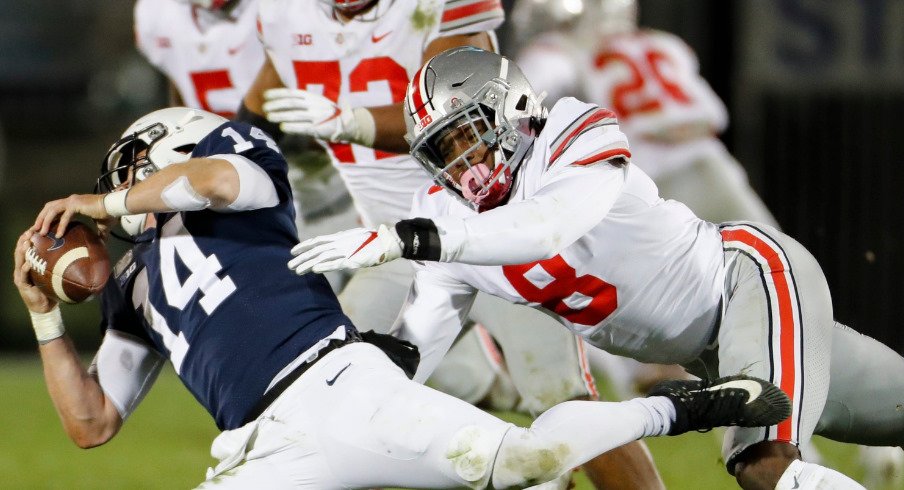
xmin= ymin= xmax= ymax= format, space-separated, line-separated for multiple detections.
xmin=0 ymin=0 xmax=901 ymax=488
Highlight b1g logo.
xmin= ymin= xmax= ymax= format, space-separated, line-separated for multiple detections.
xmin=294 ymin=34 xmax=313 ymax=46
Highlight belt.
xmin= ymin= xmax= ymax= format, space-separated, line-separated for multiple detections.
xmin=242 ymin=330 xmax=362 ymax=425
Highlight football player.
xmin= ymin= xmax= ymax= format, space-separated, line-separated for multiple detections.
xmin=514 ymin=0 xmax=778 ymax=227
xmin=134 ymin=0 xmax=357 ymax=243
xmin=289 ymin=48 xmax=904 ymax=489
xmin=12 ymin=106 xmax=789 ymax=488
xmin=240 ymin=1 xmax=666 ymax=488
xmin=134 ymin=0 xmax=263 ymax=118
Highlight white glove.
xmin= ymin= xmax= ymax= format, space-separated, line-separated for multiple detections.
xmin=288 ymin=225 xmax=403 ymax=275
xmin=263 ymin=88 xmax=375 ymax=145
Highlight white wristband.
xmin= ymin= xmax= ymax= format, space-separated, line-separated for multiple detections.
xmin=103 ymin=190 xmax=130 ymax=217
xmin=30 ymin=306 xmax=65 ymax=344
xmin=351 ymin=107 xmax=376 ymax=147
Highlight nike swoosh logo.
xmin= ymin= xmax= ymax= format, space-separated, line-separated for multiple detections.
xmin=47 ymin=232 xmax=65 ymax=251
xmin=792 ymin=475 xmax=800 ymax=489
xmin=320 ymin=106 xmax=341 ymax=125
xmin=349 ymin=231 xmax=378 ymax=257
xmin=371 ymin=31 xmax=391 ymax=43
xmin=227 ymin=45 xmax=242 ymax=56
xmin=326 ymin=363 xmax=351 ymax=386
xmin=702 ymin=379 xmax=763 ymax=404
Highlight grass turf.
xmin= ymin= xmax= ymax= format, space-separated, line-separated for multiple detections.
xmin=0 ymin=355 xmax=871 ymax=489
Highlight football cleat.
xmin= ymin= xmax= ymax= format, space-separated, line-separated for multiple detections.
xmin=648 ymin=374 xmax=792 ymax=436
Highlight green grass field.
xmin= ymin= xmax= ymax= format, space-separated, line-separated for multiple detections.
xmin=0 ymin=355 xmax=873 ymax=489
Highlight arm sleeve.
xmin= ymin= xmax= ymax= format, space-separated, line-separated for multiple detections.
xmin=208 ymin=154 xmax=279 ymax=212
xmin=88 ymin=330 xmax=165 ymax=421
xmin=434 ymin=128 xmax=630 ymax=265
xmin=391 ymin=264 xmax=478 ymax=383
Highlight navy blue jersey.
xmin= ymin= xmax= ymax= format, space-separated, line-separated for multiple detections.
xmin=100 ymin=121 xmax=353 ymax=430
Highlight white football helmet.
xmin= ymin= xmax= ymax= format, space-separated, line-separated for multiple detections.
xmin=404 ymin=47 xmax=545 ymax=212
xmin=96 ymin=107 xmax=228 ymax=235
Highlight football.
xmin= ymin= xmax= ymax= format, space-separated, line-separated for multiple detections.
xmin=26 ymin=222 xmax=111 ymax=304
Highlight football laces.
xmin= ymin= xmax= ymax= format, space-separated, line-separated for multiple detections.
xmin=26 ymin=247 xmax=48 ymax=275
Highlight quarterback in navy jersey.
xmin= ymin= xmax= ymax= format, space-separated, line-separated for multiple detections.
xmin=98 ymin=113 xmax=349 ymax=430
xmin=14 ymin=107 xmax=791 ymax=488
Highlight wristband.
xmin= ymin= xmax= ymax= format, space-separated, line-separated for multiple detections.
xmin=30 ymin=306 xmax=65 ymax=344
xmin=351 ymin=107 xmax=376 ymax=147
xmin=395 ymin=218 xmax=441 ymax=261
xmin=103 ymin=190 xmax=130 ymax=217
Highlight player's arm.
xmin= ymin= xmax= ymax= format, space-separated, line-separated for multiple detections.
xmin=391 ymin=264 xmax=478 ymax=382
xmin=12 ymin=233 xmax=115 ymax=448
xmin=33 ymin=154 xmax=279 ymax=238
xmin=425 ymin=161 xmax=628 ymax=265
xmin=168 ymin=81 xmax=185 ymax=107
xmin=236 ymin=55 xmax=286 ymax=140
xmin=262 ymin=30 xmax=496 ymax=154
xmin=289 ymin=127 xmax=632 ymax=273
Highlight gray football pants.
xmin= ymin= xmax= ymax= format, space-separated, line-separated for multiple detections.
xmin=685 ymin=222 xmax=904 ymax=473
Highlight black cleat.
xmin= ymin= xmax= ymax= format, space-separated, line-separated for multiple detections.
xmin=648 ymin=374 xmax=792 ymax=436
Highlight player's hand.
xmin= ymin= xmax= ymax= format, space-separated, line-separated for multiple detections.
xmin=13 ymin=230 xmax=57 ymax=314
xmin=32 ymin=194 xmax=110 ymax=238
xmin=263 ymin=88 xmax=369 ymax=144
xmin=288 ymin=225 xmax=403 ymax=275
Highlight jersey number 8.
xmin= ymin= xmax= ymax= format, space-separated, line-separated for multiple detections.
xmin=503 ymin=254 xmax=617 ymax=327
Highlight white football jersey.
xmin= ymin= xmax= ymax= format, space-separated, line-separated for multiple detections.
xmin=519 ymin=29 xmax=730 ymax=178
xmin=409 ymin=98 xmax=726 ymax=364
xmin=258 ymin=0 xmax=503 ymax=227
xmin=134 ymin=0 xmax=265 ymax=118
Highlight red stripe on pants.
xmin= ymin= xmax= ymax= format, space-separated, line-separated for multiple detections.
xmin=721 ymin=228 xmax=797 ymax=442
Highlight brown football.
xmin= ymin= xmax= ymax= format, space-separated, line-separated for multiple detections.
xmin=26 ymin=222 xmax=111 ymax=304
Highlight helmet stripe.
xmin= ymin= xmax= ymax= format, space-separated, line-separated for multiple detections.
xmin=409 ymin=66 xmax=430 ymax=124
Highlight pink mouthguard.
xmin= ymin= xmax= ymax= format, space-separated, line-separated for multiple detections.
xmin=459 ymin=163 xmax=492 ymax=202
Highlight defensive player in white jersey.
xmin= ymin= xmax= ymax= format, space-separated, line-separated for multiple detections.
xmin=290 ymin=47 xmax=904 ymax=490
xmin=240 ymin=2 xmax=666 ymax=487
xmin=134 ymin=0 xmax=264 ymax=118
xmin=515 ymin=0 xmax=904 ymax=482
xmin=514 ymin=0 xmax=777 ymax=228
xmin=14 ymin=106 xmax=788 ymax=489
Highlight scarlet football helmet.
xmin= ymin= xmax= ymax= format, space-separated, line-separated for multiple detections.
xmin=404 ymin=48 xmax=545 ymax=212
xmin=97 ymin=107 xmax=228 ymax=235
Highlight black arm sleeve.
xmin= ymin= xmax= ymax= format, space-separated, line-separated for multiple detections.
xmin=395 ymin=218 xmax=442 ymax=261
xmin=235 ymin=102 xmax=284 ymax=142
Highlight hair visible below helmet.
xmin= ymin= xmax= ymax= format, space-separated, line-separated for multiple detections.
xmin=404 ymin=47 xmax=546 ymax=212
xmin=96 ymin=107 xmax=227 ymax=235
